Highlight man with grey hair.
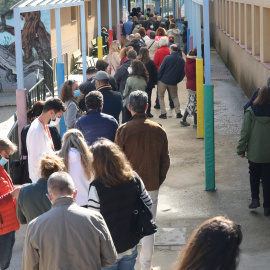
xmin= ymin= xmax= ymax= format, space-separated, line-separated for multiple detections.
xmin=157 ymin=44 xmax=185 ymax=119
xmin=23 ymin=172 xmax=117 ymax=270
xmin=126 ymin=33 xmax=146 ymax=54
xmin=115 ymin=90 xmax=170 ymax=270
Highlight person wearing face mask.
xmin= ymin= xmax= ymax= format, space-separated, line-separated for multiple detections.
xmin=26 ymin=98 xmax=66 ymax=183
xmin=60 ymin=80 xmax=85 ymax=129
xmin=0 ymin=137 xmax=21 ymax=270
xmin=122 ymin=60 xmax=148 ymax=123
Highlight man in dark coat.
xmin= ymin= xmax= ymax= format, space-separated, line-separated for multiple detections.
xmin=157 ymin=44 xmax=185 ymax=119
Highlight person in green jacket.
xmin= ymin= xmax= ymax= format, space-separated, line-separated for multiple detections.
xmin=237 ymin=86 xmax=270 ymax=216
xmin=123 ymin=60 xmax=148 ymax=123
xmin=16 ymin=154 xmax=65 ymax=224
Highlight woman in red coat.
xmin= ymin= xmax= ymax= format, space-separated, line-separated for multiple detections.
xmin=0 ymin=137 xmax=21 ymax=270
xmin=180 ymin=48 xmax=197 ymax=127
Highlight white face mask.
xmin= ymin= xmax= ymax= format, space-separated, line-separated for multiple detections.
xmin=127 ymin=67 xmax=132 ymax=74
xmin=48 ymin=112 xmax=61 ymax=127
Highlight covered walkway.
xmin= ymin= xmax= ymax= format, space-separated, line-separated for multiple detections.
xmin=7 ymin=49 xmax=270 ymax=270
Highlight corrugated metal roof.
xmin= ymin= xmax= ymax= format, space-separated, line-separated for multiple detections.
xmin=12 ymin=0 xmax=84 ymax=9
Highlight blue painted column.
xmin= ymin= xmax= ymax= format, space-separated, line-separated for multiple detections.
xmin=55 ymin=8 xmax=66 ymax=136
xmin=162 ymin=0 xmax=164 ymax=18
xmin=173 ymin=0 xmax=175 ymax=18
xmin=80 ymin=3 xmax=87 ymax=82
xmin=187 ymin=28 xmax=190 ymax=52
xmin=203 ymin=0 xmax=215 ymax=190
xmin=167 ymin=0 xmax=169 ymax=16
xmin=97 ymin=0 xmax=101 ymax=35
xmin=155 ymin=0 xmax=160 ymax=14
xmin=196 ymin=2 xmax=202 ymax=58
xmin=192 ymin=1 xmax=196 ymax=47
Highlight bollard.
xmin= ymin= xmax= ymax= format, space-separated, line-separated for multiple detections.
xmin=56 ymin=62 xmax=66 ymax=137
xmin=108 ymin=30 xmax=113 ymax=49
xmin=98 ymin=36 xmax=103 ymax=59
xmin=204 ymin=84 xmax=215 ymax=190
xmin=196 ymin=58 xmax=204 ymax=139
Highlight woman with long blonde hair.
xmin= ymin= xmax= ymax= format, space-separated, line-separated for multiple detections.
xmin=58 ymin=129 xmax=92 ymax=207
xmin=108 ymin=40 xmax=121 ymax=76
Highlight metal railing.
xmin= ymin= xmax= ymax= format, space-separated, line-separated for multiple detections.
xmin=43 ymin=60 xmax=54 ymax=97
xmin=5 ymin=120 xmax=19 ymax=174
xmin=27 ymin=78 xmax=46 ymax=110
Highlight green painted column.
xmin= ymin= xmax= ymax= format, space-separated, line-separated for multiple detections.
xmin=203 ymin=84 xmax=215 ymax=190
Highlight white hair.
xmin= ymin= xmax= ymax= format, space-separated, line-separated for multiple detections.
xmin=159 ymin=36 xmax=168 ymax=46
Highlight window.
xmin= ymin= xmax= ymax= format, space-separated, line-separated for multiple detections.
xmin=71 ymin=6 xmax=77 ymax=22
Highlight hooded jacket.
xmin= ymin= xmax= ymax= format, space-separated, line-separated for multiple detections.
xmin=0 ymin=166 xmax=20 ymax=235
xmin=237 ymin=105 xmax=270 ymax=163
xmin=185 ymin=55 xmax=197 ymax=91
xmin=153 ymin=45 xmax=170 ymax=71
xmin=125 ymin=39 xmax=146 ymax=55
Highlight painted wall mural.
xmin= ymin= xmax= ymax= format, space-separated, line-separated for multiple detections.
xmin=0 ymin=0 xmax=51 ymax=92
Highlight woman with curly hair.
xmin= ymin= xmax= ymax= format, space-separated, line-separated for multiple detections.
xmin=138 ymin=27 xmax=150 ymax=43
xmin=119 ymin=46 xmax=133 ymax=66
xmin=138 ymin=47 xmax=157 ymax=117
xmin=58 ymin=129 xmax=93 ymax=207
xmin=155 ymin=27 xmax=167 ymax=41
xmin=122 ymin=60 xmax=149 ymax=122
xmin=16 ymin=153 xmax=65 ymax=224
xmin=88 ymin=139 xmax=152 ymax=270
xmin=60 ymin=80 xmax=84 ymax=129
xmin=176 ymin=216 xmax=242 ymax=270
xmin=108 ymin=40 xmax=121 ymax=76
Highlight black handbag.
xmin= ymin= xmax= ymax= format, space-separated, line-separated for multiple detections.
xmin=132 ymin=177 xmax=157 ymax=238
xmin=9 ymin=157 xmax=31 ymax=185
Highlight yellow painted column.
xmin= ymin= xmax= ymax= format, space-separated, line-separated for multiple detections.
xmin=196 ymin=58 xmax=204 ymax=138
xmin=98 ymin=37 xmax=103 ymax=60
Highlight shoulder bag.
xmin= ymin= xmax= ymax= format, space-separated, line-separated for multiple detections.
xmin=132 ymin=177 xmax=158 ymax=238
xmin=9 ymin=156 xmax=31 ymax=185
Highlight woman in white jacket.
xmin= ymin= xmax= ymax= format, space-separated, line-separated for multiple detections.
xmin=58 ymin=129 xmax=92 ymax=207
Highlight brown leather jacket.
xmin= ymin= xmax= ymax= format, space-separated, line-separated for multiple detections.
xmin=115 ymin=114 xmax=170 ymax=191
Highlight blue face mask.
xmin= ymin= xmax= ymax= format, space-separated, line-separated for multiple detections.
xmin=0 ymin=155 xmax=9 ymax=166
xmin=182 ymin=24 xmax=185 ymax=28
xmin=137 ymin=25 xmax=140 ymax=29
xmin=73 ymin=89 xmax=80 ymax=98
xmin=150 ymin=25 xmax=154 ymax=29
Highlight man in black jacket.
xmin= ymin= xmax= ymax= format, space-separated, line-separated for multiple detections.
xmin=114 ymin=50 xmax=137 ymax=94
xmin=157 ymin=44 xmax=185 ymax=119
xmin=125 ymin=34 xmax=145 ymax=55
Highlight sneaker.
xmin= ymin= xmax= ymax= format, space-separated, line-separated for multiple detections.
xmin=176 ymin=113 xmax=183 ymax=118
xmin=159 ymin=114 xmax=167 ymax=119
xmin=249 ymin=199 xmax=260 ymax=209
xmin=154 ymin=105 xmax=160 ymax=109
xmin=180 ymin=120 xmax=190 ymax=127
xmin=147 ymin=113 xmax=154 ymax=118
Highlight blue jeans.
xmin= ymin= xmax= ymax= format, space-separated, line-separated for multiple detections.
xmin=102 ymin=246 xmax=138 ymax=270
xmin=0 ymin=231 xmax=15 ymax=270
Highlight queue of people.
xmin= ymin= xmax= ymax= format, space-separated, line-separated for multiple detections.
xmin=1 ymin=11 xmax=258 ymax=270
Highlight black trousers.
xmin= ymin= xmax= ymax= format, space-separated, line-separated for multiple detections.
xmin=249 ymin=160 xmax=270 ymax=208
xmin=145 ymin=87 xmax=153 ymax=115
xmin=122 ymin=106 xmax=132 ymax=124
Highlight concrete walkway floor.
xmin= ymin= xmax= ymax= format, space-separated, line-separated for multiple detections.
xmin=3 ymin=50 xmax=270 ymax=270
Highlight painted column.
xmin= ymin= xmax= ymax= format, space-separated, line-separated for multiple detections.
xmin=14 ymin=7 xmax=27 ymax=153
xmin=203 ymin=0 xmax=215 ymax=190
xmin=80 ymin=3 xmax=87 ymax=82
xmin=167 ymin=0 xmax=169 ymax=16
xmin=196 ymin=3 xmax=204 ymax=139
xmin=97 ymin=0 xmax=103 ymax=59
xmin=162 ymin=0 xmax=164 ymax=18
xmin=108 ymin=0 xmax=113 ymax=48
xmin=155 ymin=0 xmax=160 ymax=14
xmin=117 ymin=0 xmax=121 ymax=45
xmin=173 ymin=0 xmax=175 ymax=18
xmin=55 ymin=8 xmax=66 ymax=136
xmin=192 ymin=1 xmax=196 ymax=47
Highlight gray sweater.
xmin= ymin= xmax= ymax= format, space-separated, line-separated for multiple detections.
xmin=64 ymin=99 xmax=81 ymax=129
